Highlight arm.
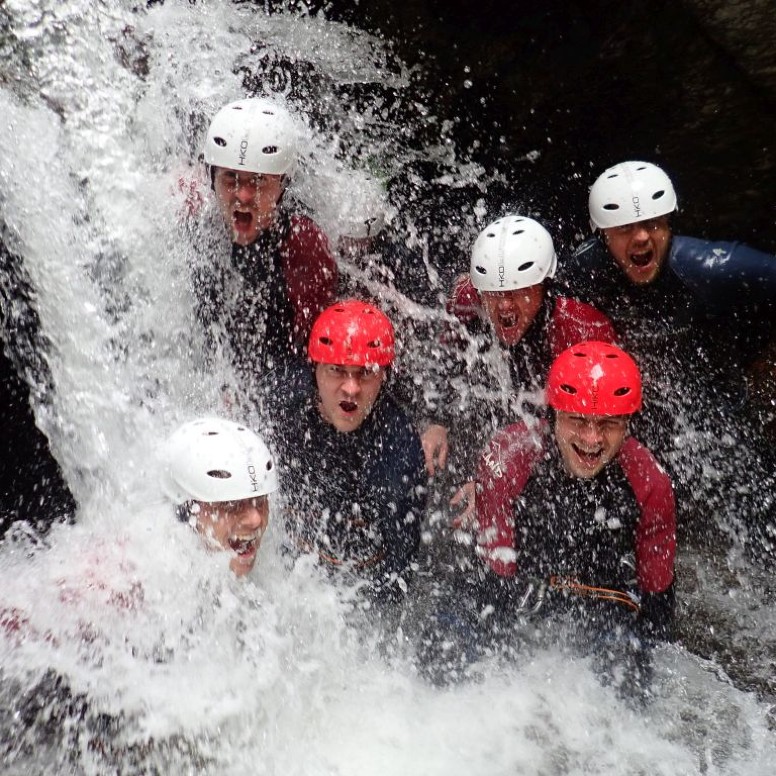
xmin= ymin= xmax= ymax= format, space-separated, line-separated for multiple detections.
xmin=474 ymin=422 xmax=544 ymax=577
xmin=618 ymin=437 xmax=676 ymax=593
xmin=378 ymin=428 xmax=427 ymax=580
xmin=282 ymin=215 xmax=338 ymax=342
xmin=670 ymin=236 xmax=776 ymax=310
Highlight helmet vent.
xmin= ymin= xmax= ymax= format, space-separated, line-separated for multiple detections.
xmin=512 ymin=229 xmax=525 ymax=235
xmin=318 ymin=336 xmax=333 ymax=346
xmin=517 ymin=261 xmax=534 ymax=272
xmin=605 ymin=353 xmax=619 ymax=359
xmin=652 ymin=190 xmax=665 ymax=200
xmin=606 ymin=173 xmax=619 ymax=179
xmin=474 ymin=265 xmax=487 ymax=275
xmin=613 ymin=387 xmax=631 ymax=396
xmin=207 ymin=469 xmax=232 ymax=480
xmin=486 ymin=232 xmax=496 ymax=238
xmin=560 ymin=384 xmax=577 ymax=395
xmin=367 ymin=339 xmax=381 ymax=349
xmin=262 ymin=145 xmax=279 ymax=155
xmin=266 ymin=460 xmax=273 ymax=471
xmin=213 ymin=137 xmax=227 ymax=147
xmin=603 ymin=203 xmax=619 ymax=211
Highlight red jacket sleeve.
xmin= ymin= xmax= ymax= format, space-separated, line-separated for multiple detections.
xmin=282 ymin=215 xmax=338 ymax=341
xmin=475 ymin=421 xmax=545 ymax=577
xmin=549 ymin=296 xmax=618 ymax=357
xmin=446 ymin=274 xmax=481 ymax=325
xmin=618 ymin=437 xmax=676 ymax=593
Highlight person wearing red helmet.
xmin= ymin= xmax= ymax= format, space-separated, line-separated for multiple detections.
xmin=273 ymin=300 xmax=427 ymax=602
xmin=456 ymin=342 xmax=676 ymax=695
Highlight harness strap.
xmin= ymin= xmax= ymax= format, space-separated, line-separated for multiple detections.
xmin=548 ymin=575 xmax=640 ymax=613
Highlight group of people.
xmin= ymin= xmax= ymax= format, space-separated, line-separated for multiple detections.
xmin=161 ymin=95 xmax=775 ymax=694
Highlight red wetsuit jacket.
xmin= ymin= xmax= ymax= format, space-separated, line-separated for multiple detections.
xmin=194 ymin=211 xmax=337 ymax=383
xmin=475 ymin=421 xmax=676 ymax=596
xmin=446 ymin=274 xmax=617 ymax=358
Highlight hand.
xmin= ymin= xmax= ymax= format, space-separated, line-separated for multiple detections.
xmin=421 ymin=424 xmax=449 ymax=476
xmin=450 ymin=481 xmax=476 ymax=530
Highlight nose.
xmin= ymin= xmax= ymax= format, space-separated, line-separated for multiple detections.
xmin=235 ymin=179 xmax=257 ymax=203
xmin=341 ymin=373 xmax=362 ymax=396
xmin=237 ymin=500 xmax=268 ymax=532
xmin=578 ymin=421 xmax=603 ymax=445
xmin=497 ymin=296 xmax=513 ymax=311
xmin=631 ymin=224 xmax=650 ymax=242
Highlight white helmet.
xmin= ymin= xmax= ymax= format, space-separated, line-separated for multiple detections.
xmin=589 ymin=161 xmax=677 ymax=229
xmin=469 ymin=216 xmax=557 ymax=292
xmin=204 ymin=98 xmax=297 ymax=176
xmin=160 ymin=418 xmax=278 ymax=504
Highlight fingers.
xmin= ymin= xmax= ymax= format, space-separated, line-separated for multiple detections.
xmin=421 ymin=424 xmax=449 ymax=476
xmin=450 ymin=481 xmax=476 ymax=530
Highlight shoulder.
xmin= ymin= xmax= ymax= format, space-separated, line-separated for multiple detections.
xmin=554 ymin=237 xmax=611 ymax=298
xmin=480 ymin=421 xmax=546 ymax=481
xmin=285 ymin=214 xmax=333 ymax=255
xmin=617 ymin=436 xmax=673 ymax=496
xmin=378 ymin=394 xmax=422 ymax=445
xmin=446 ymin=274 xmax=481 ymax=324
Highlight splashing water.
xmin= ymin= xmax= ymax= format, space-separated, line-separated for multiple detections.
xmin=1 ymin=1 xmax=775 ymax=773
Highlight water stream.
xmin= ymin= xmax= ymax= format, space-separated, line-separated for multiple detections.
xmin=0 ymin=2 xmax=774 ymax=773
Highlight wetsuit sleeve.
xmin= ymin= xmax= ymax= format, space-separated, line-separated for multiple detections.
xmin=549 ymin=296 xmax=618 ymax=356
xmin=670 ymin=236 xmax=776 ymax=310
xmin=474 ymin=422 xmax=543 ymax=577
xmin=446 ymin=274 xmax=481 ymax=325
xmin=374 ymin=424 xmax=427 ymax=599
xmin=282 ymin=215 xmax=338 ymax=342
xmin=618 ymin=437 xmax=676 ymax=594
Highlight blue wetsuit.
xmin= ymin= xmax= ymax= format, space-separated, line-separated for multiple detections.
xmin=272 ymin=372 xmax=427 ymax=602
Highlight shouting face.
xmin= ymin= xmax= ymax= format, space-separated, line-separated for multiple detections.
xmin=194 ymin=496 xmax=270 ymax=577
xmin=601 ymin=216 xmax=671 ymax=285
xmin=554 ymin=411 xmax=628 ymax=478
xmin=213 ymin=167 xmax=285 ymax=246
xmin=315 ymin=363 xmax=386 ymax=433
xmin=480 ymin=284 xmax=545 ymax=347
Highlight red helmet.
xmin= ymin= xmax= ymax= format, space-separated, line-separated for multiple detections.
xmin=546 ymin=341 xmax=642 ymax=415
xmin=308 ymin=300 xmax=395 ymax=367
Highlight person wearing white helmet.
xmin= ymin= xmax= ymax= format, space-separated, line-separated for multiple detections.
xmin=441 ymin=215 xmax=617 ymax=521
xmin=555 ymin=160 xmax=776 ymax=554
xmin=194 ymin=97 xmax=337 ymax=388
xmin=586 ymin=161 xmax=677 ymax=285
xmin=160 ymin=417 xmax=278 ymax=577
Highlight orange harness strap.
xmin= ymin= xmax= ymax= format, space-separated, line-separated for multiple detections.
xmin=293 ymin=536 xmax=386 ymax=571
xmin=548 ymin=575 xmax=640 ymax=613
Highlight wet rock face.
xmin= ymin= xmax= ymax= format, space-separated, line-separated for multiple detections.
xmin=681 ymin=0 xmax=776 ymax=99
xmin=327 ymin=0 xmax=776 ymax=250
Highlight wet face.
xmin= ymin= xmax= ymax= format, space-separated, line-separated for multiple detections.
xmin=194 ymin=496 xmax=270 ymax=577
xmin=315 ymin=363 xmax=386 ymax=433
xmin=213 ymin=167 xmax=285 ymax=246
xmin=480 ymin=284 xmax=545 ymax=347
xmin=601 ymin=216 xmax=672 ymax=285
xmin=554 ymin=411 xmax=629 ymax=479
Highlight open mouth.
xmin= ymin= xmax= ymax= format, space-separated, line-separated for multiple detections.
xmin=499 ymin=312 xmax=517 ymax=328
xmin=571 ymin=443 xmax=604 ymax=467
xmin=232 ymin=210 xmax=254 ymax=231
xmin=629 ymin=249 xmax=653 ymax=268
xmin=228 ymin=536 xmax=258 ymax=557
xmin=339 ymin=400 xmax=358 ymax=415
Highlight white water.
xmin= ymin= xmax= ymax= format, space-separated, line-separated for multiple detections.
xmin=1 ymin=1 xmax=775 ymax=773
